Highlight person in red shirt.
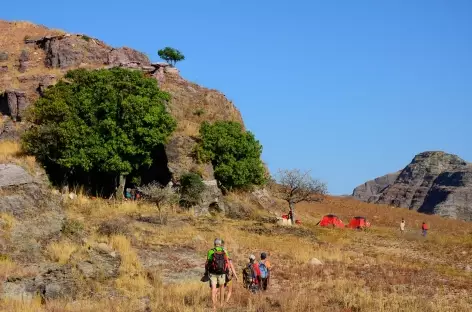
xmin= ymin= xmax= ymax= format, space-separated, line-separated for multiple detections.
xmin=243 ymin=255 xmax=261 ymax=293
xmin=421 ymin=222 xmax=429 ymax=237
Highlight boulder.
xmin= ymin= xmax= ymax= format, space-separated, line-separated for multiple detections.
xmin=18 ymin=50 xmax=29 ymax=73
xmin=0 ymin=163 xmax=64 ymax=262
xmin=0 ymin=90 xmax=27 ymax=121
xmin=165 ymin=135 xmax=214 ymax=180
xmin=0 ymin=164 xmax=33 ymax=187
xmin=75 ymin=246 xmax=121 ymax=279
xmin=2 ymin=264 xmax=78 ymax=301
xmin=0 ymin=65 xmax=7 ymax=73
xmin=41 ymin=36 xmax=109 ymax=68
xmin=308 ymin=258 xmax=323 ymax=266
xmin=0 ymin=51 xmax=8 ymax=61
xmin=195 ymin=180 xmax=225 ymax=216
xmin=108 ymin=47 xmax=150 ymax=66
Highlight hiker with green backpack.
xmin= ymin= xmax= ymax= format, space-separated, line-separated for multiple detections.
xmin=204 ymin=238 xmax=230 ymax=310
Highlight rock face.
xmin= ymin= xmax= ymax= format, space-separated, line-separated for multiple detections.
xmin=352 ymin=171 xmax=400 ymax=203
xmin=0 ymin=164 xmax=64 ymax=261
xmin=352 ymin=151 xmax=472 ymax=221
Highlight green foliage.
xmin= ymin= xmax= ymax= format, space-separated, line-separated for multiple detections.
xmin=180 ymin=172 xmax=205 ymax=207
xmin=21 ymin=68 xmax=176 ymax=187
xmin=158 ymin=47 xmax=185 ymax=67
xmin=195 ymin=121 xmax=266 ymax=190
xmin=81 ymin=35 xmax=91 ymax=42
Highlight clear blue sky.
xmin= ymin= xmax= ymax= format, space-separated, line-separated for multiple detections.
xmin=3 ymin=0 xmax=472 ymax=195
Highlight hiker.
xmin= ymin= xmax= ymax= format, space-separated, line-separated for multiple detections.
xmin=205 ymin=238 xmax=230 ymax=310
xmin=219 ymin=240 xmax=239 ymax=303
xmin=259 ymin=252 xmax=271 ymax=291
xmin=243 ymin=254 xmax=261 ymax=293
xmin=124 ymin=188 xmax=132 ymax=200
xmin=421 ymin=222 xmax=429 ymax=237
xmin=400 ymin=218 xmax=406 ymax=234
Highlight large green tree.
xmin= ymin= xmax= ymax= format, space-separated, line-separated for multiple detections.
xmin=22 ymin=68 xmax=176 ymax=198
xmin=195 ymin=121 xmax=266 ymax=190
xmin=158 ymin=47 xmax=185 ymax=67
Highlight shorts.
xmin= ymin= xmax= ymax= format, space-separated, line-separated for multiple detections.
xmin=209 ymin=273 xmax=225 ymax=288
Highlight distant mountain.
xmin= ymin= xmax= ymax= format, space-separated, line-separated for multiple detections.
xmin=352 ymin=151 xmax=472 ymax=221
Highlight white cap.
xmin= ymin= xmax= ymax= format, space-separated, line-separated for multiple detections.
xmin=249 ymin=254 xmax=256 ymax=260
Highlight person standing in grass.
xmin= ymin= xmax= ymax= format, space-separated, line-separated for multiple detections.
xmin=259 ymin=252 xmax=271 ymax=291
xmin=205 ymin=238 xmax=229 ymax=310
xmin=219 ymin=240 xmax=239 ymax=303
xmin=421 ymin=222 xmax=429 ymax=237
xmin=243 ymin=255 xmax=261 ymax=293
xmin=400 ymin=218 xmax=406 ymax=234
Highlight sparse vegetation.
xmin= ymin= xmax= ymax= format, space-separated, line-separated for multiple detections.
xmin=195 ymin=121 xmax=266 ymax=190
xmin=193 ymin=108 xmax=205 ymax=116
xmin=179 ymin=172 xmax=205 ymax=207
xmin=276 ymin=168 xmax=328 ymax=223
xmin=80 ymin=35 xmax=91 ymax=42
xmin=158 ymin=47 xmax=185 ymax=67
xmin=46 ymin=241 xmax=79 ymax=264
xmin=138 ymin=182 xmax=179 ymax=224
xmin=97 ymin=218 xmax=130 ymax=236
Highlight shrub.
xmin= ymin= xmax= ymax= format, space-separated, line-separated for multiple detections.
xmin=61 ymin=219 xmax=85 ymax=238
xmin=195 ymin=121 xmax=266 ymax=190
xmin=180 ymin=173 xmax=205 ymax=207
xmin=193 ymin=108 xmax=205 ymax=117
xmin=138 ymin=182 xmax=179 ymax=224
xmin=98 ymin=219 xmax=130 ymax=236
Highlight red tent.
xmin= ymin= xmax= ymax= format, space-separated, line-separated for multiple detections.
xmin=318 ymin=214 xmax=344 ymax=228
xmin=348 ymin=216 xmax=370 ymax=229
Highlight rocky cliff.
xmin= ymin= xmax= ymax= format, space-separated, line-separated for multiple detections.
xmin=0 ymin=20 xmax=243 ymax=181
xmin=352 ymin=151 xmax=472 ymax=221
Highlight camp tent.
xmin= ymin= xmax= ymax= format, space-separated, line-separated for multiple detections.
xmin=348 ymin=216 xmax=371 ymax=229
xmin=318 ymin=214 xmax=344 ymax=228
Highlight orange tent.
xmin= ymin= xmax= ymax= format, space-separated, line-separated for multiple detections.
xmin=348 ymin=216 xmax=370 ymax=229
xmin=318 ymin=214 xmax=344 ymax=228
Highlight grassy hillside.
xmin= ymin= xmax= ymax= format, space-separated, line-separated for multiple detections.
xmin=1 ymin=142 xmax=471 ymax=312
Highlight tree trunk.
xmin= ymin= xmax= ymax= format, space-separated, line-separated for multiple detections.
xmin=61 ymin=171 xmax=69 ymax=195
xmin=289 ymin=201 xmax=295 ymax=225
xmin=115 ymin=174 xmax=126 ymax=200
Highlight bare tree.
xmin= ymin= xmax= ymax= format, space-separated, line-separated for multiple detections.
xmin=276 ymin=169 xmax=327 ymax=224
xmin=138 ymin=182 xmax=179 ymax=224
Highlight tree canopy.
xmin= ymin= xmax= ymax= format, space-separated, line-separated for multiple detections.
xmin=195 ymin=121 xmax=266 ymax=190
xmin=21 ymin=68 xmax=176 ymax=195
xmin=276 ymin=169 xmax=327 ymax=204
xmin=158 ymin=47 xmax=185 ymax=67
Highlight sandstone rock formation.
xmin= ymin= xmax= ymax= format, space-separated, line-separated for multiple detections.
xmin=352 ymin=151 xmax=472 ymax=221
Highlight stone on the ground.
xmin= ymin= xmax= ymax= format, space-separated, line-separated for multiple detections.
xmin=309 ymin=258 xmax=323 ymax=266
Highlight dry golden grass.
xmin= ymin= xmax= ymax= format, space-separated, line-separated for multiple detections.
xmin=0 ymin=141 xmax=37 ymax=173
xmin=46 ymin=240 xmax=79 ymax=264
xmin=1 ymin=184 xmax=472 ymax=311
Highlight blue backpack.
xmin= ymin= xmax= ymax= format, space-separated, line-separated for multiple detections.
xmin=259 ymin=261 xmax=268 ymax=279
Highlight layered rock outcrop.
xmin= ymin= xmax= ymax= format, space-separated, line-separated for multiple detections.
xmin=352 ymin=152 xmax=472 ymax=221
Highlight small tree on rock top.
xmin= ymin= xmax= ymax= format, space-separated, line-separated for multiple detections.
xmin=276 ymin=169 xmax=327 ymax=224
xmin=158 ymin=47 xmax=185 ymax=67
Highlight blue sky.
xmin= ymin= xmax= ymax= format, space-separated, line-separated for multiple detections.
xmin=2 ymin=0 xmax=472 ymax=194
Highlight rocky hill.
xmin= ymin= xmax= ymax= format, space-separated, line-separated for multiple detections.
xmin=352 ymin=151 xmax=472 ymax=221
xmin=0 ymin=20 xmax=243 ymax=181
